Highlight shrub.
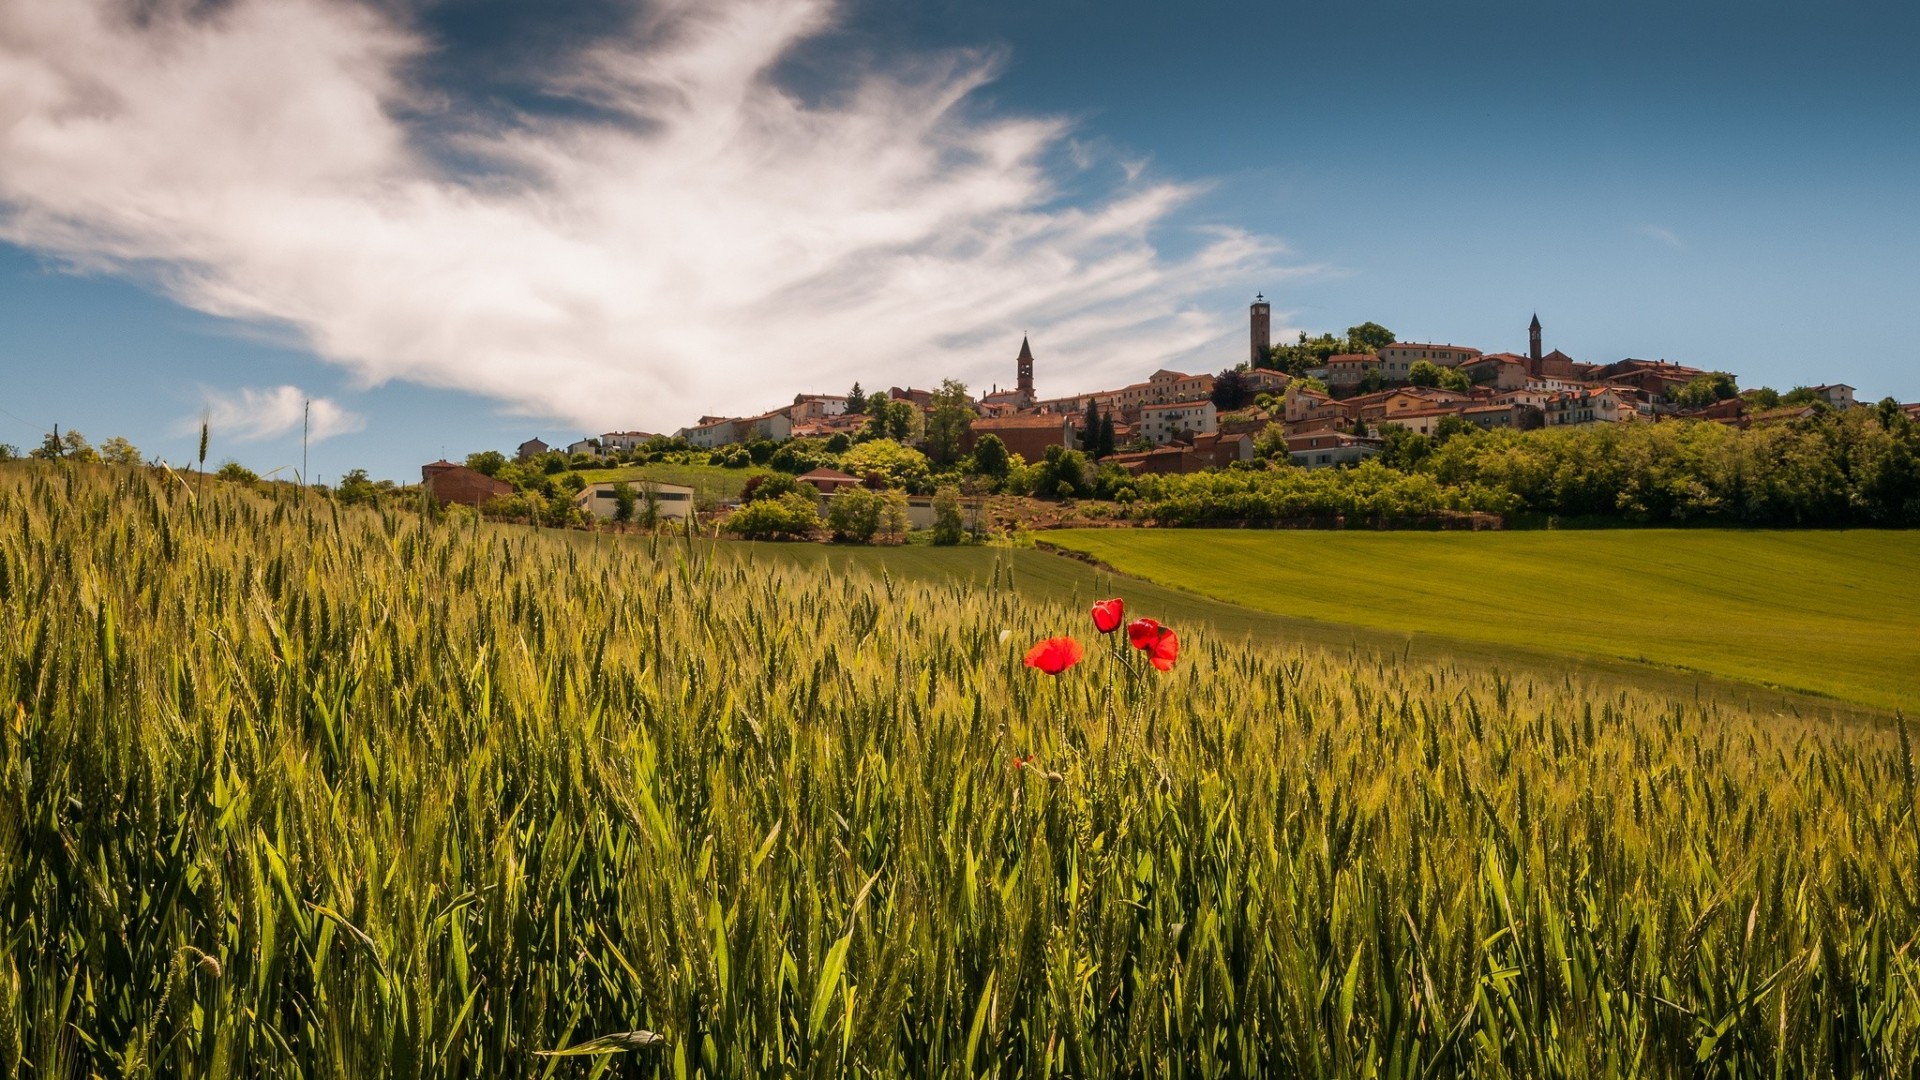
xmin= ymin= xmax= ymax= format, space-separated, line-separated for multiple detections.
xmin=723 ymin=491 xmax=819 ymax=540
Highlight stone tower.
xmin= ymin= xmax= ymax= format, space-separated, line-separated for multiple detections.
xmin=1016 ymin=336 xmax=1035 ymax=404
xmin=1529 ymin=313 xmax=1542 ymax=364
xmin=1250 ymin=293 xmax=1272 ymax=366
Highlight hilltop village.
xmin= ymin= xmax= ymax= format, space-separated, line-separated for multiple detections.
xmin=410 ymin=298 xmax=1919 ymax=533
xmin=500 ymin=300 xmax=1873 ymax=476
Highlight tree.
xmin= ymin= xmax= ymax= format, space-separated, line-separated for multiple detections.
xmin=1346 ymin=321 xmax=1397 ymax=352
xmin=925 ymin=379 xmax=974 ymax=466
xmin=839 ymin=438 xmax=932 ymax=490
xmin=1357 ymin=367 xmax=1387 ymax=394
xmin=59 ymin=430 xmax=99 ymax=464
xmin=846 ymin=382 xmax=866 ymax=416
xmin=0 ymin=444 xmax=17 ymax=462
xmin=1212 ymin=369 xmax=1251 ymax=412
xmin=1513 ymin=404 xmax=1546 ymax=431
xmin=1031 ymin=445 xmax=1091 ymax=499
xmin=1098 ymin=412 xmax=1117 ymax=458
xmin=1744 ymin=387 xmax=1782 ymax=410
xmin=825 ymin=432 xmax=852 ymax=454
xmin=612 ymin=481 xmax=636 ymax=524
xmin=638 ymin=482 xmax=663 ymax=529
xmin=880 ymin=490 xmax=909 ymax=542
xmin=968 ymin=434 xmax=1011 ymax=482
xmin=215 ymin=460 xmax=259 ymax=484
xmin=335 ymin=468 xmax=378 ymax=505
xmin=99 ymin=436 xmax=143 ymax=466
xmin=825 ymin=486 xmax=886 ymax=542
xmin=931 ymin=486 xmax=965 ymax=545
xmin=1289 ymin=376 xmax=1329 ymax=397
xmin=1080 ymin=399 xmax=1102 ymax=454
xmin=466 ymin=450 xmax=507 ymax=477
xmin=31 ymin=431 xmax=64 ymax=460
xmin=1377 ymin=424 xmax=1433 ymax=470
xmin=725 ymin=492 xmax=819 ymax=540
xmin=1670 ymin=371 xmax=1739 ymax=408
xmin=1408 ymin=361 xmax=1446 ymax=388
xmin=1432 ymin=415 xmax=1477 ymax=444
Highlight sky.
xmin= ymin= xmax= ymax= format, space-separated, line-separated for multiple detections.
xmin=1 ymin=0 xmax=1915 ymax=481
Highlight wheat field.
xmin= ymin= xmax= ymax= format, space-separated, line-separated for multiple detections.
xmin=1 ymin=464 xmax=1916 ymax=1077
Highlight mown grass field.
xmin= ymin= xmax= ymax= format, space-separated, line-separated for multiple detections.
xmin=5 ymin=464 xmax=1920 ymax=1076
xmin=573 ymin=462 xmax=775 ymax=502
xmin=1043 ymin=529 xmax=1920 ymax=715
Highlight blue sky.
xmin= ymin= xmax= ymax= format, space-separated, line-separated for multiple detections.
xmin=1 ymin=0 xmax=1915 ymax=481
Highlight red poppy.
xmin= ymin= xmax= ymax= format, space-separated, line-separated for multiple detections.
xmin=1126 ymin=618 xmax=1180 ymax=672
xmin=1091 ymin=598 xmax=1125 ymax=634
xmin=1023 ymin=636 xmax=1084 ymax=675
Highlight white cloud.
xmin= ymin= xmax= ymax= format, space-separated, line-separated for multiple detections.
xmin=0 ymin=0 xmax=1291 ymax=431
xmin=1635 ymin=224 xmax=1684 ymax=250
xmin=183 ymin=386 xmax=365 ymax=444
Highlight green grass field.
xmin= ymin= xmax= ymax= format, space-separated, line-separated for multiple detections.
xmin=573 ymin=461 xmax=774 ymax=502
xmin=1041 ymin=529 xmax=1920 ymax=714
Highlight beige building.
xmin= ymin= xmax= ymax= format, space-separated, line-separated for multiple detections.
xmin=1379 ymin=342 xmax=1482 ymax=370
xmin=1139 ymin=400 xmax=1218 ymax=445
xmin=1324 ymin=353 xmax=1382 ymax=390
xmin=574 ymin=481 xmax=697 ymax=521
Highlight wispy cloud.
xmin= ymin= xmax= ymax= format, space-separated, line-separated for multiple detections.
xmin=0 ymin=0 xmax=1293 ymax=431
xmin=1635 ymin=224 xmax=1685 ymax=251
xmin=180 ymin=386 xmax=364 ymax=444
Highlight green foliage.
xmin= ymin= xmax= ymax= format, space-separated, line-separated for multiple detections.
xmin=930 ymin=487 xmax=965 ymax=545
xmin=846 ymin=381 xmax=866 ymax=416
xmin=1030 ymin=444 xmax=1091 ymax=499
xmin=1377 ymin=424 xmax=1434 ymax=470
xmin=825 ymin=486 xmax=888 ymax=542
xmin=723 ymin=490 xmax=819 ymax=539
xmin=1744 ymin=386 xmax=1782 ymax=410
xmin=1670 ymin=371 xmax=1740 ymax=408
xmin=611 ymin=481 xmax=637 ymax=523
xmin=215 ymin=460 xmax=259 ymax=484
xmin=1346 ymin=320 xmax=1397 ymax=351
xmin=924 ymin=380 xmax=974 ymax=466
xmin=1408 ymin=360 xmax=1470 ymax=391
xmin=742 ymin=472 xmax=799 ymax=503
xmin=0 ymin=443 xmax=17 ymax=462
xmin=966 ymin=434 xmax=1011 ymax=482
xmin=3 ymin=466 xmax=1918 ymax=1075
xmin=838 ymin=439 xmax=931 ymax=492
xmin=334 ymin=467 xmax=378 ymax=505
xmin=98 ymin=436 xmax=143 ymax=466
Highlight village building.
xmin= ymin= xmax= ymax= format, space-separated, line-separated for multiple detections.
xmin=1460 ymin=353 xmax=1530 ymax=391
xmin=421 ymin=460 xmax=513 ymax=507
xmin=679 ymin=417 xmax=741 ymax=449
xmin=515 ymin=438 xmax=549 ymax=462
xmin=1543 ymin=387 xmax=1630 ymax=427
xmin=600 ymin=431 xmax=656 ymax=452
xmin=1805 ymin=384 xmax=1857 ymax=409
xmin=1379 ymin=342 xmax=1482 ymax=370
xmin=965 ymin=414 xmax=1075 ymax=462
xmin=981 ymin=337 xmax=1040 ymax=408
xmin=1239 ymin=368 xmax=1292 ymax=395
xmin=794 ymin=467 xmax=863 ymax=495
xmin=566 ymin=437 xmax=599 ymax=456
xmin=786 ymin=394 xmax=850 ymax=424
xmin=1324 ymin=353 xmax=1382 ymax=391
xmin=1286 ymin=432 xmax=1382 ymax=469
xmin=1139 ymin=400 xmax=1218 ymax=445
xmin=573 ymin=481 xmax=697 ymax=522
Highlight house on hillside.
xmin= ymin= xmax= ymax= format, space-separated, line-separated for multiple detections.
xmin=573 ymin=481 xmax=696 ymax=522
xmin=795 ymin=467 xmax=863 ymax=495
xmin=1379 ymin=343 xmax=1482 ymax=372
xmin=422 ymin=461 xmax=512 ymax=507
xmin=679 ymin=417 xmax=741 ymax=449
xmin=515 ymin=438 xmax=549 ymax=462
xmin=566 ymin=437 xmax=599 ymax=456
xmin=1544 ymin=387 xmax=1629 ymax=426
xmin=1324 ymin=353 xmax=1382 ymax=391
xmin=965 ymin=414 xmax=1074 ymax=461
xmin=1286 ymin=433 xmax=1382 ymax=469
xmin=601 ymin=431 xmax=656 ymax=452
xmin=1806 ymin=384 xmax=1857 ymax=409
xmin=1139 ymin=400 xmax=1217 ymax=446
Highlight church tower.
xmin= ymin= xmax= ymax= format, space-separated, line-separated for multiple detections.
xmin=1250 ymin=293 xmax=1272 ymax=366
xmin=1529 ymin=313 xmax=1542 ymax=365
xmin=1016 ymin=336 xmax=1035 ymax=404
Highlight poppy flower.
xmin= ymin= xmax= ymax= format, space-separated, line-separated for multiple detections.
xmin=1023 ymin=636 xmax=1084 ymax=675
xmin=1091 ymin=598 xmax=1125 ymax=634
xmin=1126 ymin=618 xmax=1180 ymax=672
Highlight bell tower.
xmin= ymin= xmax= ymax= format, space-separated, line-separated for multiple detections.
xmin=1016 ymin=336 xmax=1035 ymax=404
xmin=1250 ymin=293 xmax=1271 ymax=366
xmin=1529 ymin=313 xmax=1542 ymax=365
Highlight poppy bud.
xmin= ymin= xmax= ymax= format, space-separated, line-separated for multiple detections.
xmin=1091 ymin=598 xmax=1125 ymax=634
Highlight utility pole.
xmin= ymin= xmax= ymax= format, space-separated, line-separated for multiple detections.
xmin=302 ymin=398 xmax=310 ymax=484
